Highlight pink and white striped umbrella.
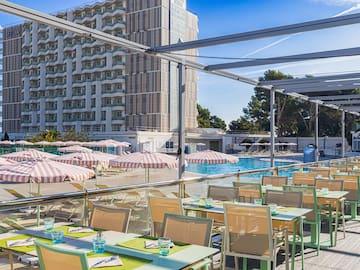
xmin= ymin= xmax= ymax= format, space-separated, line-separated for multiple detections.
xmin=0 ymin=157 xmax=16 ymax=166
xmin=15 ymin=140 xmax=34 ymax=146
xmin=52 ymin=151 xmax=118 ymax=168
xmin=34 ymin=141 xmax=53 ymax=146
xmin=109 ymin=152 xmax=178 ymax=169
xmin=185 ymin=150 xmax=238 ymax=164
xmin=1 ymin=149 xmax=58 ymax=161
xmin=84 ymin=139 xmax=130 ymax=148
xmin=0 ymin=159 xmax=94 ymax=183
xmin=58 ymin=145 xmax=93 ymax=153
xmin=0 ymin=140 xmax=14 ymax=145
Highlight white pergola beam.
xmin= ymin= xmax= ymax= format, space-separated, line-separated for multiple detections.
xmin=324 ymin=100 xmax=360 ymax=105
xmin=149 ymin=13 xmax=360 ymax=52
xmin=309 ymin=94 xmax=360 ymax=101
xmin=206 ymin=47 xmax=360 ymax=70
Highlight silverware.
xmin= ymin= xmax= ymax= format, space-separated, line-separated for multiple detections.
xmin=9 ymin=237 xmax=34 ymax=247
xmin=92 ymin=256 xmax=117 ymax=267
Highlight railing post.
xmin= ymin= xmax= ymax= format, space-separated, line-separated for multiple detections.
xmin=273 ymin=167 xmax=278 ymax=176
xmin=82 ymin=190 xmax=89 ymax=226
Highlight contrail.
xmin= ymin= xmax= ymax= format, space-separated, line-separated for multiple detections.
xmin=239 ymin=3 xmax=360 ymax=73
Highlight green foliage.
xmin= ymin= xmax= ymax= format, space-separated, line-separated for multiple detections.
xmin=29 ymin=129 xmax=89 ymax=142
xmin=230 ymin=69 xmax=359 ymax=144
xmin=197 ymin=104 xmax=226 ymax=130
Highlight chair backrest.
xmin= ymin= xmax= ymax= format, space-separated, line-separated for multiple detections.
xmin=265 ymin=190 xmax=302 ymax=207
xmin=292 ymin=172 xmax=316 ymax=186
xmin=333 ymin=175 xmax=360 ymax=202
xmin=315 ymin=179 xmax=344 ymax=191
xmin=35 ymin=240 xmax=89 ymax=270
xmin=283 ymin=185 xmax=318 ymax=222
xmin=90 ymin=204 xmax=131 ymax=233
xmin=223 ymin=203 xmax=273 ymax=258
xmin=233 ymin=182 xmax=262 ymax=203
xmin=162 ymin=213 xmax=213 ymax=247
xmin=207 ymin=185 xmax=239 ymax=201
xmin=262 ymin=175 xmax=288 ymax=187
xmin=148 ymin=196 xmax=183 ymax=237
xmin=309 ymin=167 xmax=330 ymax=178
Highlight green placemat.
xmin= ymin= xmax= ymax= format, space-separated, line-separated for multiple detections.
xmin=55 ymin=225 xmax=98 ymax=239
xmin=0 ymin=234 xmax=52 ymax=253
xmin=87 ymin=251 xmax=151 ymax=270
xmin=117 ymin=236 xmax=190 ymax=255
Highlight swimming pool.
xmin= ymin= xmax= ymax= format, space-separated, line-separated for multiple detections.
xmin=185 ymin=157 xmax=295 ymax=176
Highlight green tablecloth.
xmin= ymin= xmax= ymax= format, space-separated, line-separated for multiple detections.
xmin=87 ymin=251 xmax=150 ymax=270
xmin=117 ymin=236 xmax=191 ymax=255
xmin=0 ymin=234 xmax=52 ymax=253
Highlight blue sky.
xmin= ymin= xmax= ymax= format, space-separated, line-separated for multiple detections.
xmin=1 ymin=0 xmax=360 ymax=125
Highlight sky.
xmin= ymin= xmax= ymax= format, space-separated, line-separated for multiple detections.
xmin=1 ymin=0 xmax=360 ymax=125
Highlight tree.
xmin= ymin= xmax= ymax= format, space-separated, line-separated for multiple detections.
xmin=197 ymin=104 xmax=226 ymax=131
xmin=2 ymin=132 xmax=9 ymax=141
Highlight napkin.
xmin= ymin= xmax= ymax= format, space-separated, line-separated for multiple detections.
xmin=144 ymin=240 xmax=174 ymax=249
xmin=7 ymin=238 xmax=35 ymax=247
xmin=88 ymin=256 xmax=123 ymax=268
xmin=68 ymin=227 xmax=94 ymax=233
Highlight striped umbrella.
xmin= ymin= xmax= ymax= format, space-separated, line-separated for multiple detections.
xmin=1 ymin=149 xmax=58 ymax=161
xmin=15 ymin=140 xmax=34 ymax=146
xmin=0 ymin=157 xmax=16 ymax=166
xmin=185 ymin=150 xmax=238 ymax=164
xmin=58 ymin=145 xmax=93 ymax=153
xmin=0 ymin=159 xmax=94 ymax=183
xmin=53 ymin=151 xmax=118 ymax=168
xmin=84 ymin=139 xmax=130 ymax=148
xmin=109 ymin=151 xmax=178 ymax=169
xmin=0 ymin=140 xmax=14 ymax=145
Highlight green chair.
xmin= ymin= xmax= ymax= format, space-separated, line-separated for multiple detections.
xmin=283 ymin=185 xmax=321 ymax=255
xmin=35 ymin=240 xmax=89 ymax=270
xmin=233 ymin=182 xmax=263 ymax=203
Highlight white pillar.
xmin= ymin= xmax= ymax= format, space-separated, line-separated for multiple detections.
xmin=341 ymin=110 xmax=346 ymax=158
xmin=178 ymin=63 xmax=186 ymax=183
xmin=270 ymin=88 xmax=275 ymax=167
xmin=315 ymin=103 xmax=319 ymax=162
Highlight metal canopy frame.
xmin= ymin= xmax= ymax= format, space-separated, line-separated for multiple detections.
xmin=0 ymin=1 xmax=359 ymax=167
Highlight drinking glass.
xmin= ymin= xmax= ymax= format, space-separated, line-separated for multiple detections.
xmin=192 ymin=194 xmax=200 ymax=203
xmin=266 ymin=184 xmax=273 ymax=190
xmin=253 ymin=198 xmax=262 ymax=205
xmin=92 ymin=238 xmax=106 ymax=254
xmin=320 ymin=187 xmax=329 ymax=195
xmin=268 ymin=203 xmax=277 ymax=215
xmin=204 ymin=198 xmax=213 ymax=208
xmin=44 ymin=217 xmax=55 ymax=231
xmin=51 ymin=230 xmax=64 ymax=244
xmin=158 ymin=237 xmax=171 ymax=256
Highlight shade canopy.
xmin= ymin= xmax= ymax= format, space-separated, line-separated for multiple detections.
xmin=0 ymin=157 xmax=16 ymax=166
xmin=15 ymin=140 xmax=34 ymax=146
xmin=185 ymin=150 xmax=238 ymax=164
xmin=0 ymin=140 xmax=14 ymax=145
xmin=109 ymin=152 xmax=178 ymax=169
xmin=58 ymin=145 xmax=92 ymax=153
xmin=84 ymin=139 xmax=130 ymax=148
xmin=0 ymin=159 xmax=94 ymax=183
xmin=1 ymin=149 xmax=58 ymax=161
xmin=52 ymin=151 xmax=118 ymax=168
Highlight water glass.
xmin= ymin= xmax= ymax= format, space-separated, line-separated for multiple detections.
xmin=253 ymin=198 xmax=262 ymax=205
xmin=268 ymin=203 xmax=277 ymax=215
xmin=92 ymin=238 xmax=106 ymax=254
xmin=44 ymin=217 xmax=55 ymax=231
xmin=158 ymin=237 xmax=172 ymax=256
xmin=204 ymin=198 xmax=213 ymax=208
xmin=192 ymin=194 xmax=200 ymax=203
xmin=266 ymin=184 xmax=273 ymax=190
xmin=320 ymin=187 xmax=329 ymax=194
xmin=51 ymin=230 xmax=64 ymax=244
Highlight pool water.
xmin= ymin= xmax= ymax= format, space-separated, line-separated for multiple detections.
xmin=185 ymin=157 xmax=295 ymax=176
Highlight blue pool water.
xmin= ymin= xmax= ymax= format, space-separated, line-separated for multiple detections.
xmin=185 ymin=157 xmax=295 ymax=176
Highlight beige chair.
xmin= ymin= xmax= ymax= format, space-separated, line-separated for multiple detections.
xmin=265 ymin=190 xmax=302 ymax=208
xmin=222 ymin=203 xmax=288 ymax=270
xmin=90 ymin=204 xmax=131 ymax=232
xmin=148 ymin=196 xmax=183 ymax=237
xmin=262 ymin=176 xmax=288 ymax=187
xmin=162 ymin=213 xmax=213 ymax=270
xmin=35 ymin=240 xmax=88 ymax=270
xmin=292 ymin=172 xmax=316 ymax=186
xmin=233 ymin=182 xmax=262 ymax=203
xmin=315 ymin=179 xmax=346 ymax=241
xmin=309 ymin=167 xmax=330 ymax=178
xmin=207 ymin=185 xmax=239 ymax=201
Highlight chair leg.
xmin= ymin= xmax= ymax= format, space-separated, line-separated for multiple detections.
xmin=234 ymin=256 xmax=239 ymax=270
xmin=9 ymin=251 xmax=14 ymax=270
xmin=341 ymin=200 xmax=346 ymax=239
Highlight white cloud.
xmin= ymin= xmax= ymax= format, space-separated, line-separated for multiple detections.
xmin=311 ymin=0 xmax=360 ymax=6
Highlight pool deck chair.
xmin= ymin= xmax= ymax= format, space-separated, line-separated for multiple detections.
xmin=222 ymin=203 xmax=288 ymax=270
xmin=148 ymin=196 xmax=183 ymax=237
xmin=90 ymin=204 xmax=131 ymax=232
xmin=35 ymin=240 xmax=89 ymax=270
xmin=262 ymin=176 xmax=288 ymax=187
xmin=162 ymin=213 xmax=213 ymax=270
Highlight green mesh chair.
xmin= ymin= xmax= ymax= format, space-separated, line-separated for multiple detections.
xmin=35 ymin=240 xmax=89 ymax=270
xmin=283 ymin=185 xmax=321 ymax=255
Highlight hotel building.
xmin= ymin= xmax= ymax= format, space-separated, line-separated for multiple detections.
xmin=2 ymin=0 xmax=198 ymax=138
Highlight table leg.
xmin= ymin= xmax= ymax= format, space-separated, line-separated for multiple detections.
xmin=334 ymin=201 xmax=339 ymax=246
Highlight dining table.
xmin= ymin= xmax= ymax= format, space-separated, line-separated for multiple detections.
xmin=0 ymin=222 xmax=219 ymax=270
xmin=182 ymin=198 xmax=312 ymax=270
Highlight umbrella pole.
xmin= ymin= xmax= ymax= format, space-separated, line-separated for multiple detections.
xmin=36 ymin=182 xmax=41 ymax=227
xmin=145 ymin=167 xmax=151 ymax=235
